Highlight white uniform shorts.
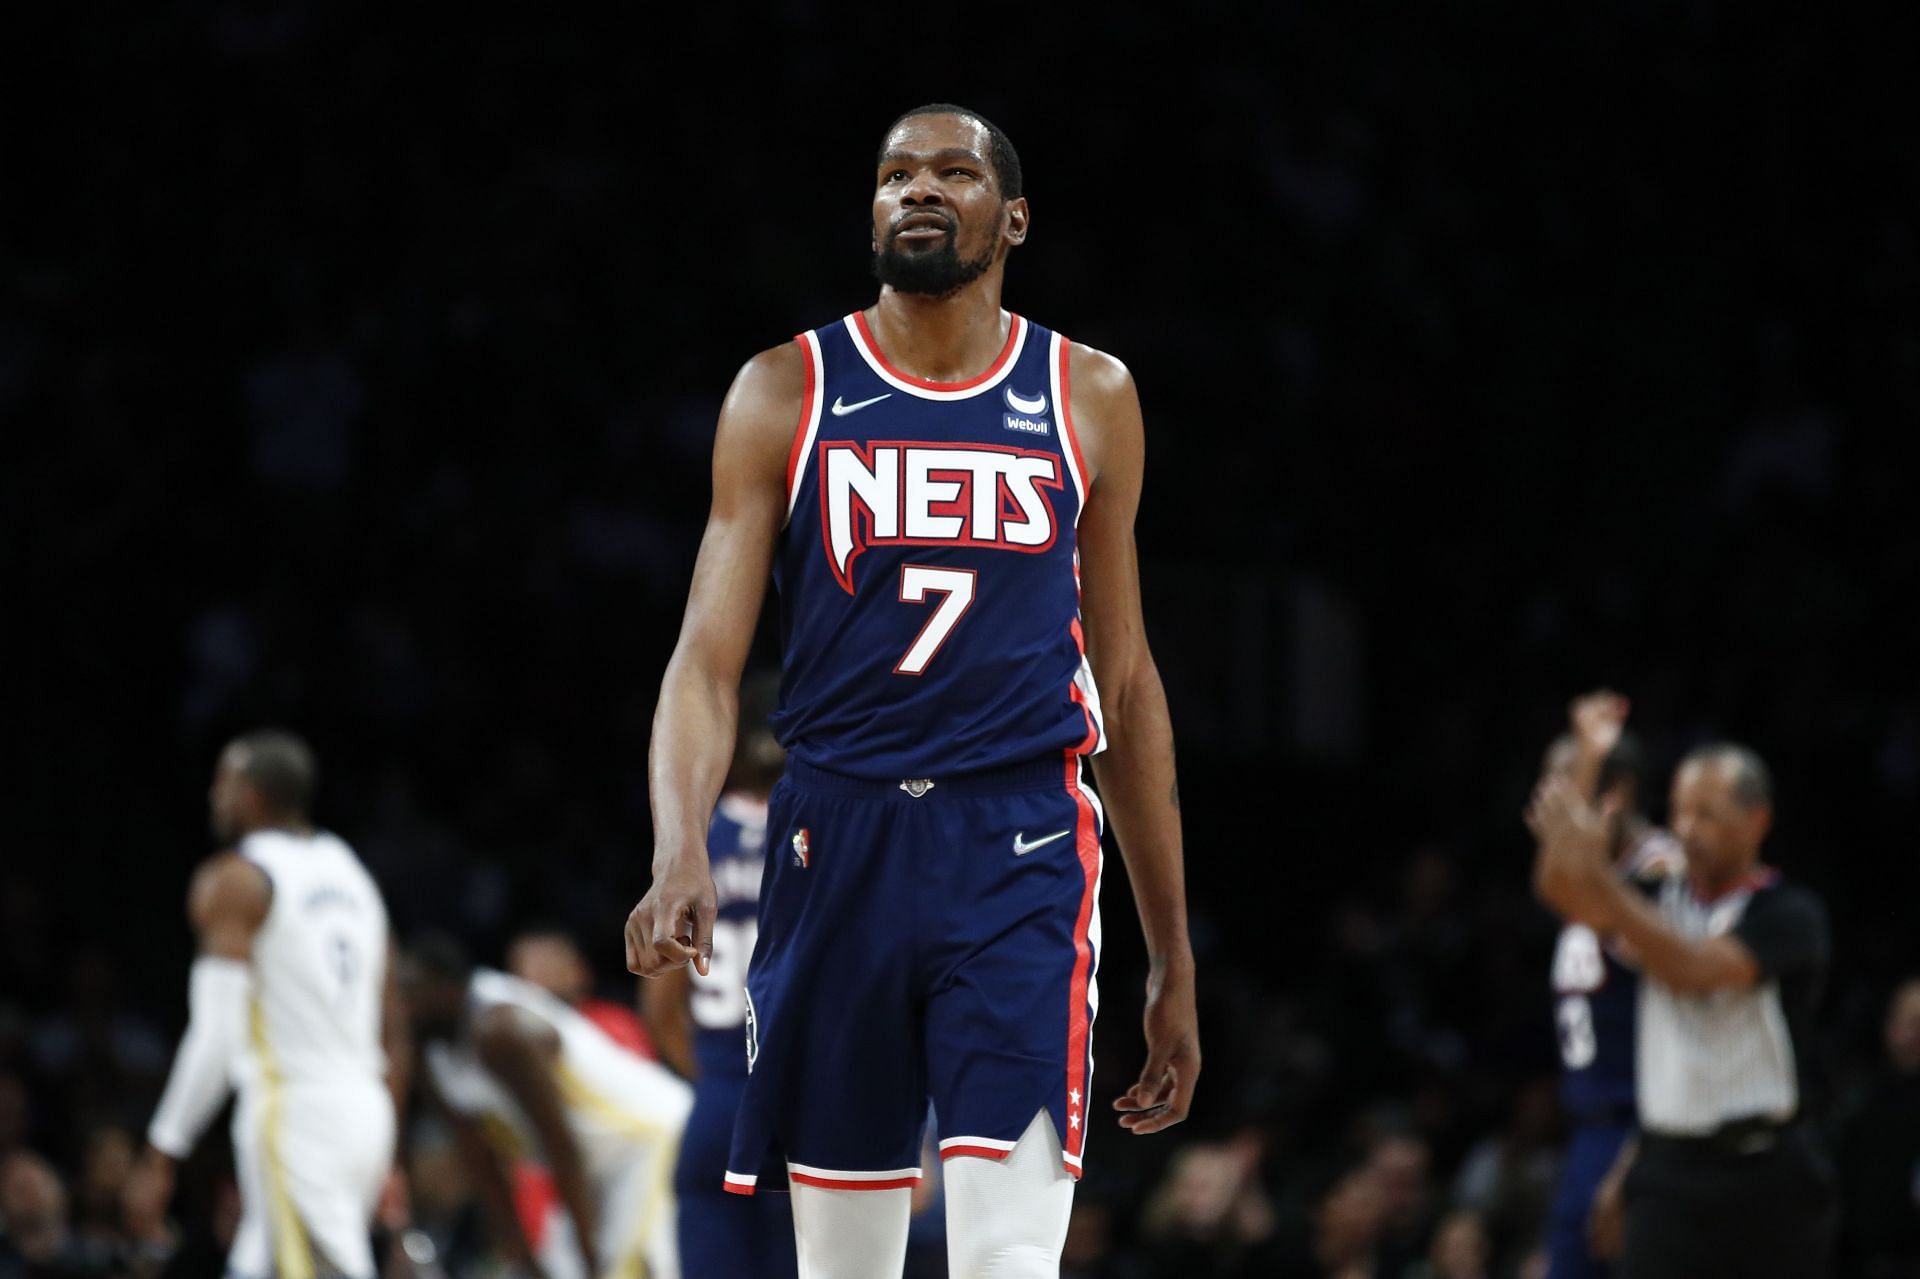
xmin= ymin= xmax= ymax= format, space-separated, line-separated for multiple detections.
xmin=534 ymin=1147 xmax=681 ymax=1279
xmin=228 ymin=1080 xmax=395 ymax=1279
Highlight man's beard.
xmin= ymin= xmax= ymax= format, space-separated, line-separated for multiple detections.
xmin=872 ymin=216 xmax=1000 ymax=297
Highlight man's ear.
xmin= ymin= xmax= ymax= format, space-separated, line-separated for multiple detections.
xmin=1005 ymin=198 xmax=1030 ymax=246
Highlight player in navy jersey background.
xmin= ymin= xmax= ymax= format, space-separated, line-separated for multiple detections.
xmin=1533 ymin=692 xmax=1680 ymax=1278
xmin=642 ymin=674 xmax=796 ymax=1278
xmin=625 ymin=103 xmax=1198 ymax=1277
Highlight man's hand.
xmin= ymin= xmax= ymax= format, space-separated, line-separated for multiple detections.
xmin=122 ymin=1146 xmax=176 ymax=1242
xmin=1588 ymin=1162 xmax=1628 ymax=1258
xmin=625 ymin=858 xmax=716 ymax=978
xmin=1114 ymin=960 xmax=1200 ymax=1134
xmin=1566 ymin=689 xmax=1630 ymax=802
xmin=1528 ymin=777 xmax=1622 ymax=926
xmin=1569 ymin=689 xmax=1629 ymax=756
xmin=1528 ymin=776 xmax=1615 ymax=863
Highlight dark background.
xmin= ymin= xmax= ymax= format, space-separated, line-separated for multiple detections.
xmin=5 ymin=4 xmax=1918 ymax=1276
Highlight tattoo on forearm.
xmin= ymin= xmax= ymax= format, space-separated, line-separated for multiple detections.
xmin=1169 ymin=779 xmax=1180 ymax=810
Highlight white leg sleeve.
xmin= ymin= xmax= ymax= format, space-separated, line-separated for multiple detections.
xmin=789 ymin=1181 xmax=912 ymax=1279
xmin=942 ymin=1110 xmax=1075 ymax=1279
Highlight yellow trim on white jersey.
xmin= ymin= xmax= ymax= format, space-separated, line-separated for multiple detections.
xmin=249 ymin=997 xmax=315 ymax=1279
xmin=554 ymin=1061 xmax=675 ymax=1278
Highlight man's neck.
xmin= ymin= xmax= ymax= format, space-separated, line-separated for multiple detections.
xmin=1689 ymin=857 xmax=1764 ymax=903
xmin=867 ymin=282 xmax=1009 ymax=383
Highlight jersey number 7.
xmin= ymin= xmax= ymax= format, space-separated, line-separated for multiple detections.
xmin=894 ymin=564 xmax=977 ymax=675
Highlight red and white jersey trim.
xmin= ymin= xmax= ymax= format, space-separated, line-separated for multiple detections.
xmin=722 ymin=1171 xmax=757 ymax=1196
xmin=784 ymin=330 xmax=828 ymax=525
xmin=1047 ymin=331 xmax=1089 ymax=513
xmin=1061 ymin=752 xmax=1104 ymax=1180
xmin=844 ymin=312 xmax=1028 ymax=401
xmin=786 ymin=1162 xmax=923 ymax=1191
xmin=938 ymin=1135 xmax=1016 ymax=1161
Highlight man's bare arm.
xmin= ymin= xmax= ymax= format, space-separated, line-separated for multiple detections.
xmin=626 ymin=343 xmax=804 ymax=979
xmin=475 ymin=1007 xmax=599 ymax=1276
xmin=126 ymin=854 xmax=272 ymax=1234
xmin=1529 ymin=779 xmax=1760 ymax=993
xmin=433 ymin=1084 xmax=538 ymax=1271
xmin=1588 ymin=878 xmax=1760 ymax=993
xmin=1072 ymin=344 xmax=1199 ymax=1135
xmin=381 ymin=936 xmax=413 ymax=1128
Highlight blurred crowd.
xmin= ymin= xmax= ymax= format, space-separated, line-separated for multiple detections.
xmin=8 ymin=0 xmax=1919 ymax=1275
xmin=4 ymin=888 xmax=1918 ymax=1276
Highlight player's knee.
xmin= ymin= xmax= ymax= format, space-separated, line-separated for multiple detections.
xmin=946 ymin=1234 xmax=1059 ymax=1279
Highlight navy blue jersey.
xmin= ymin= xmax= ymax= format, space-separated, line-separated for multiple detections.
xmin=690 ymin=793 xmax=769 ymax=1081
xmin=768 ymin=312 xmax=1105 ymax=779
xmin=1552 ymin=828 xmax=1683 ymax=1117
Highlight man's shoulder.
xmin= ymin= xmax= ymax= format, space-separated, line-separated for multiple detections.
xmin=734 ymin=338 xmax=810 ymax=393
xmin=1064 ymin=339 xmax=1135 ymax=402
xmin=187 ymin=850 xmax=272 ymax=927
xmin=1745 ymin=875 xmax=1827 ymax=923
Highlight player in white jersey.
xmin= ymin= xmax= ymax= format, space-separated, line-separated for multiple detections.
xmin=124 ymin=730 xmax=404 ymax=1279
xmin=405 ymin=936 xmax=692 ymax=1279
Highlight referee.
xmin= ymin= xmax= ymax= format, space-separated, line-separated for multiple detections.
xmin=1531 ymin=742 xmax=1836 ymax=1278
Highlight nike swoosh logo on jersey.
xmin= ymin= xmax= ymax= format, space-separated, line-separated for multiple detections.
xmin=1012 ymin=829 xmax=1072 ymax=856
xmin=1004 ymin=387 xmax=1048 ymax=414
xmin=831 ymin=393 xmax=892 ymax=416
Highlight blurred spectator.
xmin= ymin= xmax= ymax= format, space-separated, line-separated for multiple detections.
xmin=0 ymin=1150 xmax=110 ymax=1277
xmin=1142 ymin=1130 xmax=1280 ymax=1276
xmin=1450 ymin=1077 xmax=1561 ymax=1267
xmin=1834 ymin=977 xmax=1920 ymax=1277
xmin=27 ymin=953 xmax=169 ymax=1131
xmin=1062 ymin=1195 xmax=1150 ymax=1279
xmin=1279 ymin=1164 xmax=1389 ymax=1279
xmin=1366 ymin=1132 xmax=1438 ymax=1274
xmin=506 ymin=925 xmax=655 ymax=1060
xmin=1407 ymin=1208 xmax=1492 ymax=1279
xmin=67 ymin=1127 xmax=133 ymax=1261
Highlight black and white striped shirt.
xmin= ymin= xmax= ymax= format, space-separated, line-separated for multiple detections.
xmin=1636 ymin=870 xmax=1829 ymax=1136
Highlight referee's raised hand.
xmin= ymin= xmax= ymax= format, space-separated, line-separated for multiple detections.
xmin=1528 ymin=776 xmax=1622 ymax=924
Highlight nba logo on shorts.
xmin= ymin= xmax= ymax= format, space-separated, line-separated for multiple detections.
xmin=791 ymin=828 xmax=810 ymax=868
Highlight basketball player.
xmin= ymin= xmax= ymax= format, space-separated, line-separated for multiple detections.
xmin=640 ymin=674 xmax=797 ymax=1277
xmin=406 ymin=937 xmax=692 ymax=1279
xmin=1530 ymin=692 xmax=1680 ymax=1278
xmin=123 ymin=730 xmax=403 ymax=1279
xmin=624 ymin=104 xmax=1199 ymax=1277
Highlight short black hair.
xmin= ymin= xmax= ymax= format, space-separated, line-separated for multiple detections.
xmin=509 ymin=920 xmax=579 ymax=949
xmin=1597 ymin=730 xmax=1648 ymax=799
xmin=407 ymin=931 xmax=473 ymax=986
xmin=1680 ymin=742 xmax=1774 ymax=811
xmin=226 ymin=729 xmax=317 ymax=816
xmin=883 ymin=103 xmax=1024 ymax=200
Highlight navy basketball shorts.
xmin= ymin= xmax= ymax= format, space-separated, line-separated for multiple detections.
xmin=677 ymin=1073 xmax=798 ymax=1277
xmin=723 ymin=753 xmax=1104 ymax=1196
